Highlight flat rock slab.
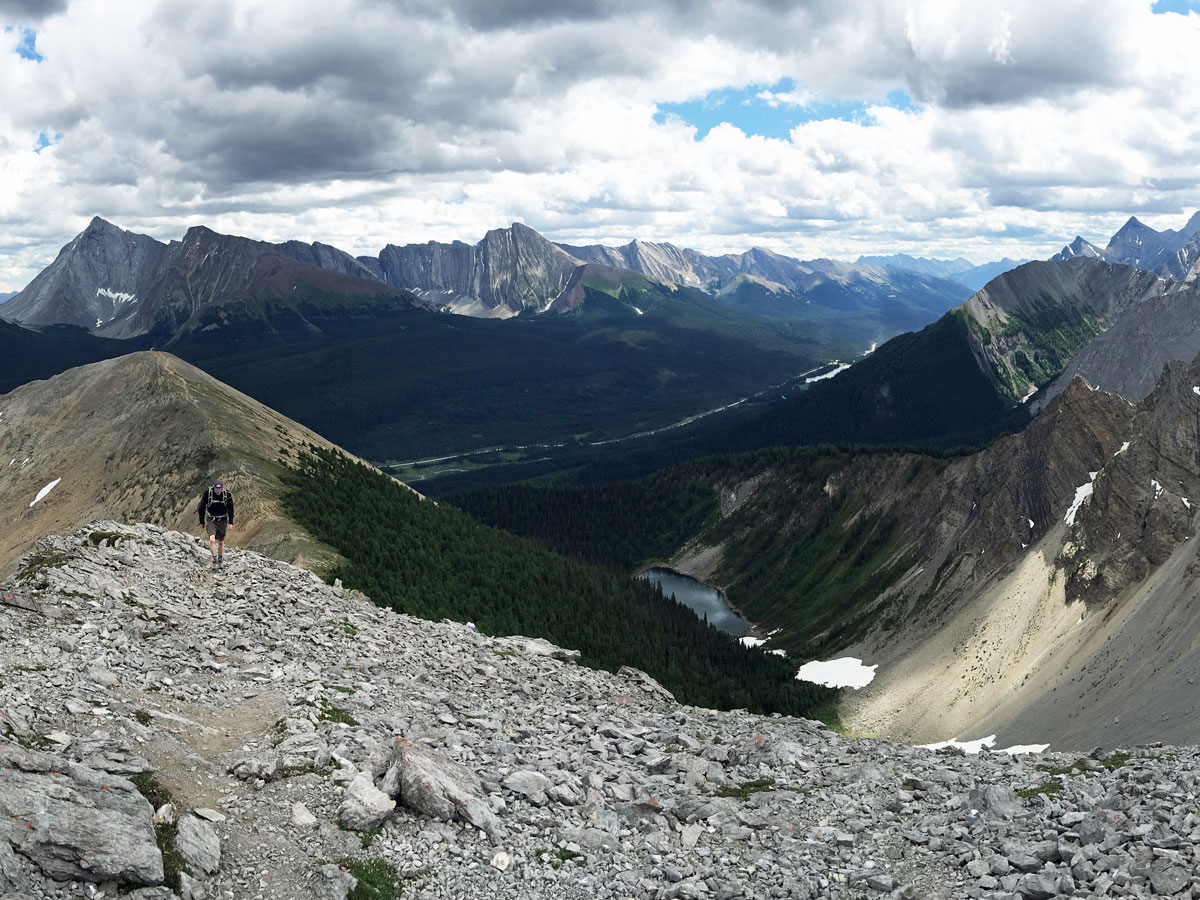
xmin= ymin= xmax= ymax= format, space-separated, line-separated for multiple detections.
xmin=175 ymin=815 xmax=221 ymax=876
xmin=0 ymin=739 xmax=163 ymax=886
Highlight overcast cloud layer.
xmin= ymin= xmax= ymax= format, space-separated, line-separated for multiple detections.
xmin=1 ymin=0 xmax=1198 ymax=290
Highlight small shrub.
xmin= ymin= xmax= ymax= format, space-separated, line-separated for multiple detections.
xmin=1016 ymin=780 xmax=1063 ymax=800
xmin=15 ymin=550 xmax=69 ymax=582
xmin=342 ymin=858 xmax=399 ymax=900
xmin=88 ymin=530 xmax=126 ymax=547
xmin=716 ymin=778 xmax=777 ymax=799
xmin=318 ymin=699 xmax=359 ymax=726
xmin=129 ymin=774 xmax=188 ymax=890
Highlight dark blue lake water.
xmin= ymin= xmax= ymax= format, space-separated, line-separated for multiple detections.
xmin=637 ymin=567 xmax=749 ymax=637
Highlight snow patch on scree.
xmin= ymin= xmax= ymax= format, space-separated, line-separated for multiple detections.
xmin=30 ymin=477 xmax=62 ymax=507
xmin=920 ymin=735 xmax=1050 ymax=755
xmin=796 ymin=657 xmax=877 ymax=689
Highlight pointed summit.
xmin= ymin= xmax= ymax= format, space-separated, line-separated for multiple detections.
xmin=1051 ymin=236 xmax=1105 ymax=262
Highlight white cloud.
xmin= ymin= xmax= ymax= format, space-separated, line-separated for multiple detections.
xmin=1 ymin=0 xmax=1200 ymax=290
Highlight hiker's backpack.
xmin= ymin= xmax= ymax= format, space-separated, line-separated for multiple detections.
xmin=205 ymin=487 xmax=232 ymax=520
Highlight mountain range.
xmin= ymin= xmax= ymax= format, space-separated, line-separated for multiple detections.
xmin=0 ymin=217 xmax=983 ymax=465
xmin=4 ymin=217 xmax=975 ymax=337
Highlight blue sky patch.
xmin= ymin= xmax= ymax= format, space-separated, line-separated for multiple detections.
xmin=655 ymin=80 xmax=917 ymax=140
xmin=1152 ymin=0 xmax=1200 ymax=13
xmin=8 ymin=27 xmax=43 ymax=61
xmin=34 ymin=132 xmax=60 ymax=153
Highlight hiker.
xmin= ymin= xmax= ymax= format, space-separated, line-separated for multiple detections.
xmin=198 ymin=479 xmax=234 ymax=568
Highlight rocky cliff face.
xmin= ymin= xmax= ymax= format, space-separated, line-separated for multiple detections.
xmin=274 ymin=239 xmax=382 ymax=282
xmin=1032 ymin=279 xmax=1200 ymax=413
xmin=832 ymin=358 xmax=1200 ymax=750
xmin=4 ymin=521 xmax=1200 ymax=899
xmin=961 ymin=258 xmax=1165 ymax=403
xmin=2 ymin=217 xmax=170 ymax=331
xmin=371 ymin=223 xmax=581 ymax=317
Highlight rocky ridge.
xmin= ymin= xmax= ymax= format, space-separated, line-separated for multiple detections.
xmin=0 ymin=351 xmax=351 ymax=575
xmin=3 ymin=523 xmax=1200 ymax=899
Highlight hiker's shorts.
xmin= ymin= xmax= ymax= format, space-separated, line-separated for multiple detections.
xmin=205 ymin=517 xmax=228 ymax=541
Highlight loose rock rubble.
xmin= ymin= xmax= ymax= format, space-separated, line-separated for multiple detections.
xmin=1 ymin=522 xmax=1198 ymax=899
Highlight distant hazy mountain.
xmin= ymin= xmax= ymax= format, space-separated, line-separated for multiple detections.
xmin=854 ymin=253 xmax=1029 ymax=292
xmin=557 ymin=237 xmax=971 ymax=319
xmin=1051 ymin=211 xmax=1200 ymax=281
xmin=1049 ymin=235 xmax=1106 ymax=262
xmin=855 ymin=253 xmax=974 ymax=279
xmin=4 ymin=218 xmax=424 ymax=341
xmin=0 ymin=291 xmax=15 ymax=304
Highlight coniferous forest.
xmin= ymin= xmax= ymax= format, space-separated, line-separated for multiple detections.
xmin=281 ymin=447 xmax=836 ymax=721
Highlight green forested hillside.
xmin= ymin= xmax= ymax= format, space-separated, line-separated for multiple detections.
xmin=452 ymin=445 xmax=960 ymax=659
xmin=280 ymin=447 xmax=836 ymax=720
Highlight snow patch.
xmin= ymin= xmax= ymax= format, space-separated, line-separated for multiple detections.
xmin=630 ymin=306 xmax=644 ymax=315
xmin=1115 ymin=441 xmax=1130 ymax=456
xmin=796 ymin=657 xmax=877 ymax=689
xmin=1064 ymin=473 xmax=1097 ymax=527
xmin=739 ymin=636 xmax=766 ymax=648
xmin=30 ymin=477 xmax=61 ymax=507
xmin=1152 ymin=479 xmax=1164 ymax=501
xmin=767 ymin=649 xmax=787 ymax=657
xmin=920 ymin=735 xmax=1050 ymax=755
xmin=1020 ymin=385 xmax=1037 ymax=403
xmin=96 ymin=287 xmax=136 ymax=304
xmin=1027 ymin=519 xmax=1034 ymax=529
xmin=1184 ymin=498 xmax=1192 ymax=510
xmin=1193 ymin=386 xmax=1200 ymax=396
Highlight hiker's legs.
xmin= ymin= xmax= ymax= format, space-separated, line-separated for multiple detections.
xmin=208 ymin=533 xmax=218 ymax=557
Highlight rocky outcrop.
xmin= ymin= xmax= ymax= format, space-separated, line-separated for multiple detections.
xmin=6 ymin=521 xmax=1200 ymax=898
xmin=0 ymin=740 xmax=163 ymax=886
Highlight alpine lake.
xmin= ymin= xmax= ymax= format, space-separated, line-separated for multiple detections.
xmin=636 ymin=567 xmax=749 ymax=637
